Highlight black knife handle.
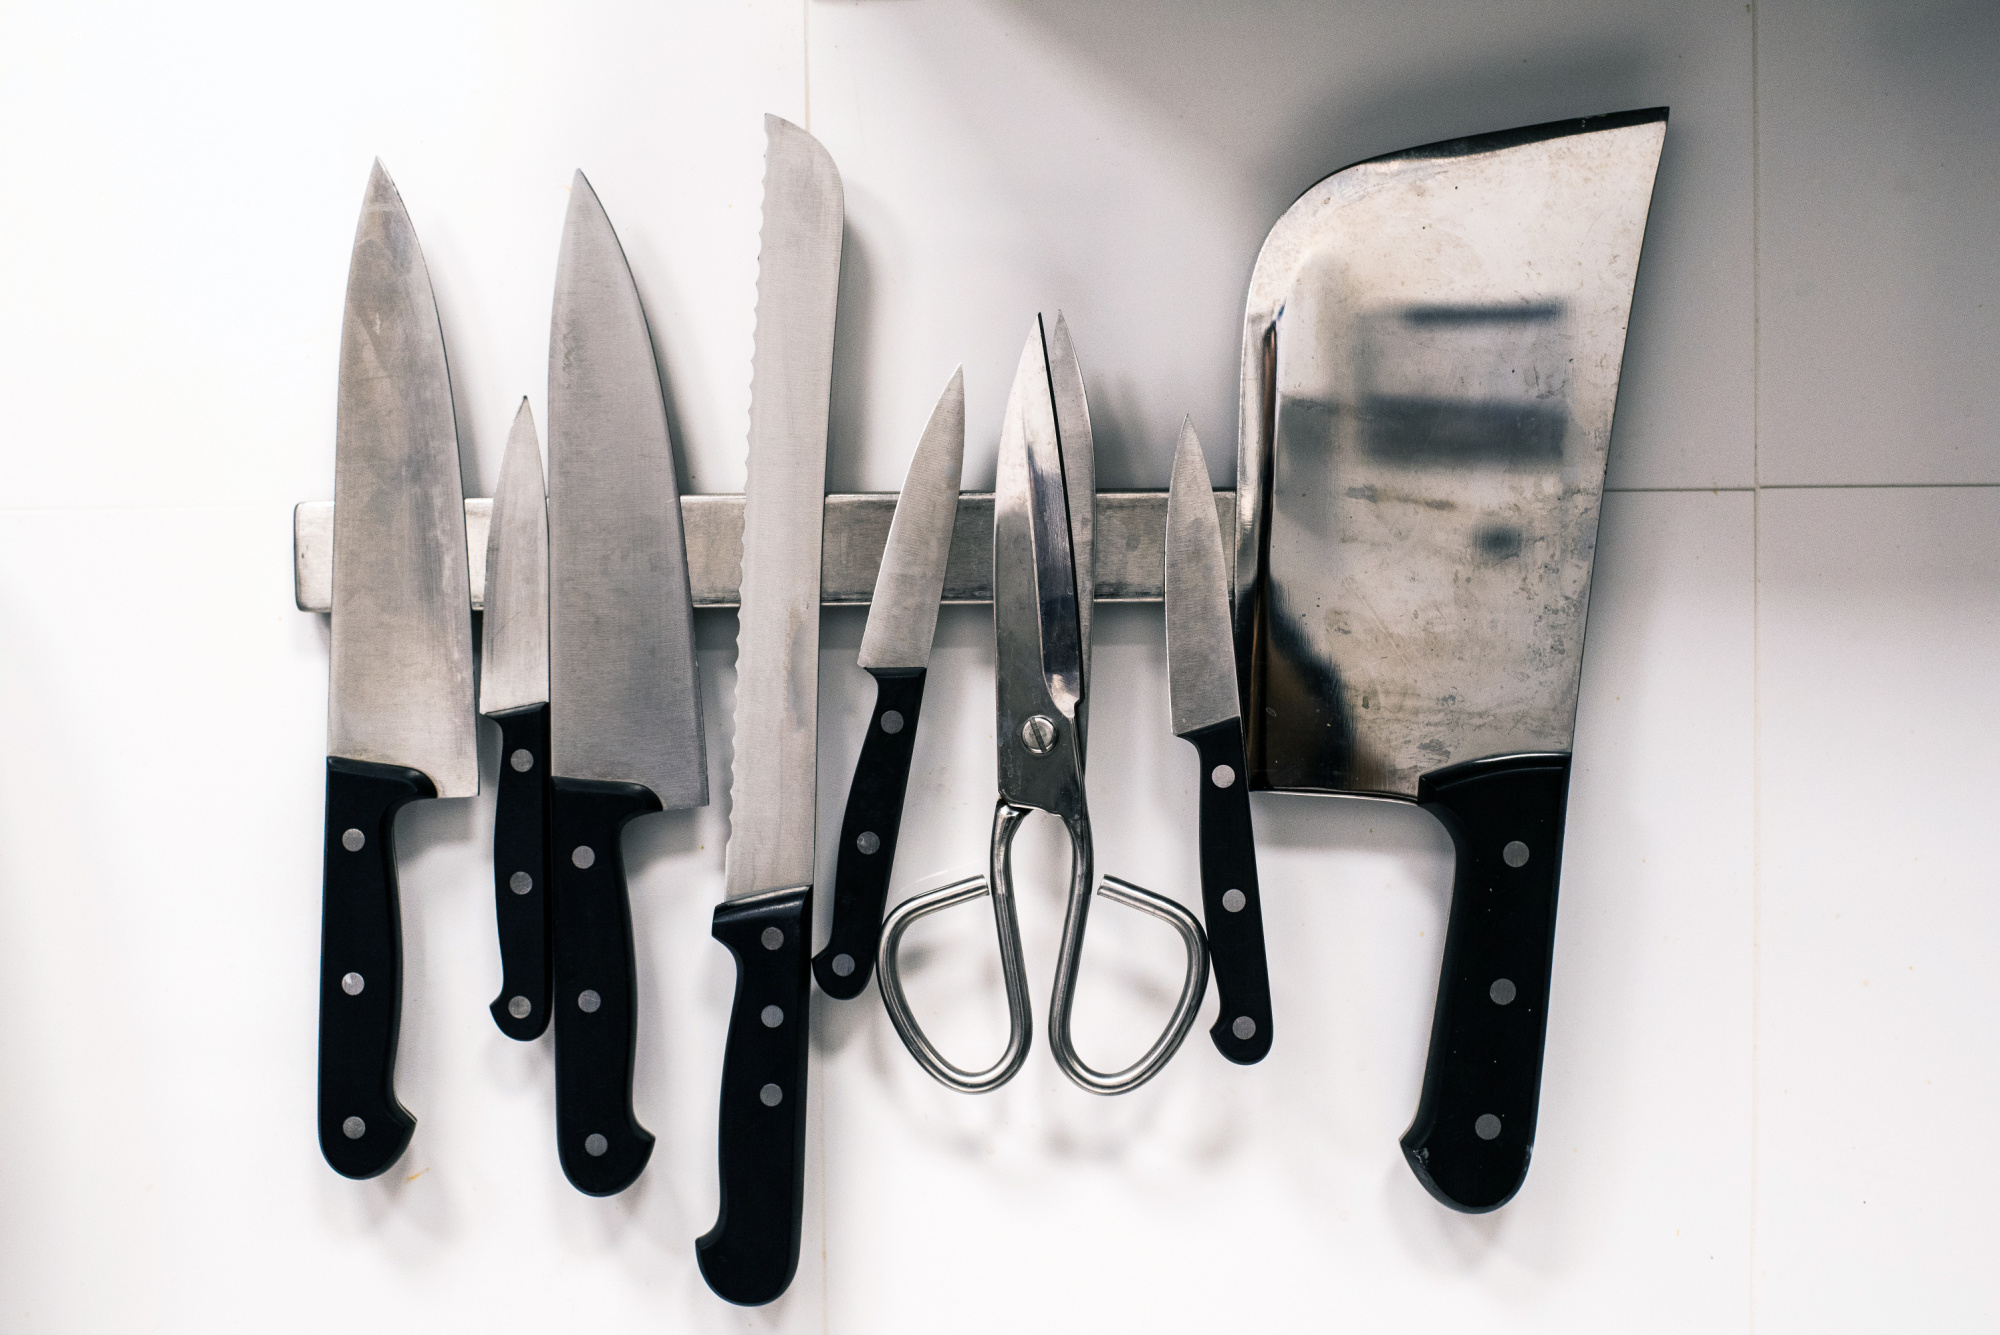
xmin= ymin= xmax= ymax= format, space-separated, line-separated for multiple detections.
xmin=813 ymin=669 xmax=926 ymax=999
xmin=318 ymin=756 xmax=434 ymax=1179
xmin=550 ymin=776 xmax=660 ymax=1196
xmin=488 ymin=705 xmax=552 ymax=1040
xmin=697 ymin=886 xmax=811 ymax=1306
xmin=1403 ymin=752 xmax=1571 ymax=1212
xmin=1182 ymin=719 xmax=1273 ymax=1064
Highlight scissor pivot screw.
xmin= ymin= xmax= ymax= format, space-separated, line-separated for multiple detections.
xmin=1021 ymin=715 xmax=1058 ymax=755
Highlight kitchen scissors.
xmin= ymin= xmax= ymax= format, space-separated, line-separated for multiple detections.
xmin=876 ymin=316 xmax=1210 ymax=1095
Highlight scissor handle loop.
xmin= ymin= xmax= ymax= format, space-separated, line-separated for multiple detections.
xmin=1047 ymin=807 xmax=1211 ymax=1096
xmin=875 ymin=802 xmax=1036 ymax=1094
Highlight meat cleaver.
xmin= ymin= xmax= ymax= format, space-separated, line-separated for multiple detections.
xmin=1231 ymin=110 xmax=1667 ymax=1211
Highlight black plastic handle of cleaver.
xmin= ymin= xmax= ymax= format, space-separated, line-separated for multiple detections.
xmin=318 ymin=756 xmax=434 ymax=1179
xmin=1181 ymin=719 xmax=1274 ymax=1063
xmin=488 ymin=704 xmax=551 ymax=1040
xmin=698 ymin=886 xmax=812 ymax=1306
xmin=550 ymin=776 xmax=660 ymax=1196
xmin=1403 ymin=752 xmax=1572 ymax=1212
xmin=813 ymin=669 xmax=926 ymax=999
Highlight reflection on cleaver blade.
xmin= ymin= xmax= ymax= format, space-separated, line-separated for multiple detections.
xmin=1232 ymin=109 xmax=1669 ymax=1212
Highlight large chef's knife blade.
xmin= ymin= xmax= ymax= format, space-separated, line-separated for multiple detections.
xmin=813 ymin=369 xmax=965 ymax=1000
xmin=699 ymin=114 xmax=841 ymax=1308
xmin=481 ymin=399 xmax=552 ymax=1041
xmin=320 ymin=160 xmax=476 ymax=1179
xmin=1232 ymin=110 xmax=1668 ymax=1210
xmin=547 ymin=169 xmax=706 ymax=1196
xmin=1166 ymin=420 xmax=1271 ymax=1065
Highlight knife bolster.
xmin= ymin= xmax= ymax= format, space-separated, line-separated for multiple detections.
xmin=1404 ymin=751 xmax=1571 ymax=1212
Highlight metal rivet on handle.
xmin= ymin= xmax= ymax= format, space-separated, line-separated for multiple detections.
xmin=341 ymin=828 xmax=365 ymax=852
xmin=342 ymin=1116 xmax=365 ymax=1140
xmin=510 ymin=871 xmax=533 ymax=895
xmin=856 ymin=831 xmax=880 ymax=855
xmin=1503 ymin=840 xmax=1530 ymax=868
xmin=761 ymin=1005 xmax=783 ymax=1028
xmin=577 ymin=989 xmax=601 ymax=1014
xmin=759 ymin=1083 xmax=783 ymax=1107
xmin=880 ymin=710 xmax=904 ymax=734
xmin=1475 ymin=1114 xmax=1502 ymax=1141
xmin=761 ymin=927 xmax=784 ymax=951
xmin=508 ymin=996 xmax=532 ymax=1019
xmin=1490 ymin=978 xmax=1517 ymax=1005
xmin=341 ymin=972 xmax=364 ymax=996
xmin=1222 ymin=888 xmax=1246 ymax=913
xmin=510 ymin=749 xmax=534 ymax=772
xmin=1231 ymin=1016 xmax=1257 ymax=1041
xmin=1211 ymin=764 xmax=1236 ymax=788
xmin=831 ymin=953 xmax=855 ymax=977
xmin=584 ymin=1133 xmax=607 ymax=1157
xmin=572 ymin=846 xmax=595 ymax=869
xmin=1021 ymin=715 xmax=1057 ymax=755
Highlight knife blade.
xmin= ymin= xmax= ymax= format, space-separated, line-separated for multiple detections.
xmin=1231 ymin=109 xmax=1669 ymax=1210
xmin=697 ymin=113 xmax=841 ymax=1308
xmin=546 ymin=168 xmax=706 ymax=1196
xmin=812 ymin=369 xmax=965 ymax=1000
xmin=480 ymin=398 xmax=552 ymax=1041
xmin=319 ymin=160 xmax=476 ymax=1180
xmin=1166 ymin=419 xmax=1272 ymax=1065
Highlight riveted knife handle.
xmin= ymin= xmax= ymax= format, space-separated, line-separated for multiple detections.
xmin=318 ymin=756 xmax=433 ymax=1179
xmin=489 ymin=705 xmax=551 ymax=1040
xmin=813 ymin=670 xmax=926 ymax=999
xmin=1183 ymin=720 xmax=1273 ymax=1064
xmin=550 ymin=777 xmax=660 ymax=1196
xmin=1404 ymin=752 xmax=1571 ymax=1213
xmin=698 ymin=886 xmax=811 ymax=1306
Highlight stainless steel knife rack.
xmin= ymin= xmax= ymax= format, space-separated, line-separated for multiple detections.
xmin=294 ymin=490 xmax=1235 ymax=612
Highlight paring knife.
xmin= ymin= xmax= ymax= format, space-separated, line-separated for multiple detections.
xmin=812 ymin=369 xmax=965 ymax=1000
xmin=319 ymin=161 xmax=477 ymax=1179
xmin=697 ymin=114 xmax=841 ymax=1307
xmin=481 ymin=399 xmax=552 ymax=1041
xmin=547 ymin=170 xmax=707 ymax=1196
xmin=1165 ymin=420 xmax=1273 ymax=1064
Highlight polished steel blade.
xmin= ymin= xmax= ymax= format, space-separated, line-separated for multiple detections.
xmin=480 ymin=398 xmax=549 ymax=716
xmin=1233 ymin=110 xmax=1668 ymax=797
xmin=1165 ymin=419 xmax=1238 ymax=737
xmin=1045 ymin=313 xmax=1093 ymax=751
xmin=725 ymin=115 xmax=844 ymax=900
xmin=548 ymin=170 xmax=705 ymax=808
xmin=856 ymin=368 xmax=965 ymax=672
xmin=328 ymin=161 xmax=477 ymax=798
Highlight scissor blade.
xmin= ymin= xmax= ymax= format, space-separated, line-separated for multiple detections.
xmin=857 ymin=368 xmax=965 ymax=672
xmin=994 ymin=316 xmax=1082 ymax=728
xmin=1165 ymin=420 xmax=1239 ymax=736
xmin=480 ymin=399 xmax=549 ymax=717
xmin=328 ymin=160 xmax=477 ymax=798
xmin=1045 ymin=314 xmax=1093 ymax=707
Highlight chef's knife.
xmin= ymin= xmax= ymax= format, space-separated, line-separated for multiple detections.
xmin=812 ymin=369 xmax=964 ymax=1000
xmin=697 ymin=114 xmax=841 ymax=1307
xmin=320 ymin=161 xmax=477 ymax=1179
xmin=1231 ymin=110 xmax=1668 ymax=1210
xmin=547 ymin=169 xmax=707 ymax=1196
xmin=1166 ymin=420 xmax=1272 ymax=1065
xmin=481 ymin=398 xmax=552 ymax=1041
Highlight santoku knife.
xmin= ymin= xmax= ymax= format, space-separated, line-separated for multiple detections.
xmin=1166 ymin=420 xmax=1273 ymax=1064
xmin=319 ymin=160 xmax=477 ymax=1179
xmin=697 ymin=114 xmax=841 ymax=1307
xmin=812 ymin=369 xmax=964 ymax=1000
xmin=481 ymin=399 xmax=552 ymax=1041
xmin=547 ymin=170 xmax=706 ymax=1196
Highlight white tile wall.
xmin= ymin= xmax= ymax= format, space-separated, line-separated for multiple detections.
xmin=0 ymin=2 xmax=1991 ymax=1330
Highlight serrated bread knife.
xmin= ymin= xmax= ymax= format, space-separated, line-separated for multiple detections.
xmin=546 ymin=170 xmax=707 ymax=1196
xmin=319 ymin=161 xmax=477 ymax=1179
xmin=696 ymin=114 xmax=842 ymax=1307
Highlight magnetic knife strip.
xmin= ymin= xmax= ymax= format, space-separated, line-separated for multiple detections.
xmin=294 ymin=490 xmax=1234 ymax=611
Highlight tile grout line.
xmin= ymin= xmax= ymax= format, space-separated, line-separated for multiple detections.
xmin=1749 ymin=1 xmax=1764 ymax=1328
